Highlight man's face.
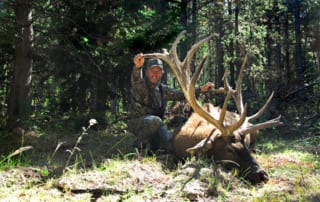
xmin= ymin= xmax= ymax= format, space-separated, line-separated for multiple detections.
xmin=146 ymin=66 xmax=164 ymax=84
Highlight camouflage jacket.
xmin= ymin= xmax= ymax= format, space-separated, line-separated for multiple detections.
xmin=128 ymin=66 xmax=200 ymax=119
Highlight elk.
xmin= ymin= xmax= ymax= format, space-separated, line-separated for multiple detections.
xmin=144 ymin=31 xmax=282 ymax=184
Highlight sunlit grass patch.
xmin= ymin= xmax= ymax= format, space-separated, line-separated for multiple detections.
xmin=251 ymin=148 xmax=320 ymax=201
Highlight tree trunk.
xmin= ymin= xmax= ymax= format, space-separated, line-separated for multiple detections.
xmin=294 ymin=0 xmax=304 ymax=90
xmin=190 ymin=0 xmax=197 ymax=74
xmin=215 ymin=3 xmax=224 ymax=105
xmin=95 ymin=75 xmax=108 ymax=118
xmin=234 ymin=0 xmax=240 ymax=82
xmin=228 ymin=0 xmax=235 ymax=87
xmin=274 ymin=0 xmax=282 ymax=90
xmin=265 ymin=13 xmax=272 ymax=71
xmin=7 ymin=0 xmax=33 ymax=129
xmin=176 ymin=0 xmax=188 ymax=88
xmin=181 ymin=0 xmax=188 ymax=29
xmin=180 ymin=0 xmax=188 ymax=59
xmin=284 ymin=12 xmax=291 ymax=88
xmin=159 ymin=0 xmax=167 ymax=13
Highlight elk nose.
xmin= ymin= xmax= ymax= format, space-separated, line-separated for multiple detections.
xmin=245 ymin=170 xmax=269 ymax=184
xmin=259 ymin=170 xmax=269 ymax=183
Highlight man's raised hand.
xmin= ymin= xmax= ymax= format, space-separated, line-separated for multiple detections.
xmin=134 ymin=53 xmax=144 ymax=68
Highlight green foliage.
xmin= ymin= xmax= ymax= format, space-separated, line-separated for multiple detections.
xmin=9 ymin=0 xmax=182 ymax=134
xmin=0 ymin=1 xmax=14 ymax=129
xmin=139 ymin=5 xmax=156 ymax=18
xmin=80 ymin=36 xmax=89 ymax=45
xmin=0 ymin=0 xmax=318 ymax=149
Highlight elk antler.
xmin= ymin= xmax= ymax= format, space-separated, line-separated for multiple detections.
xmin=144 ymin=30 xmax=282 ymax=136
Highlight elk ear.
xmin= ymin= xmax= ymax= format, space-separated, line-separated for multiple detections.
xmin=244 ymin=133 xmax=251 ymax=148
xmin=186 ymin=133 xmax=217 ymax=154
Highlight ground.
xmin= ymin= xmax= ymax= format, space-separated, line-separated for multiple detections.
xmin=0 ymin=122 xmax=319 ymax=201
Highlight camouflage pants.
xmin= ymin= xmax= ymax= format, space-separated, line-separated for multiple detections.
xmin=127 ymin=115 xmax=172 ymax=151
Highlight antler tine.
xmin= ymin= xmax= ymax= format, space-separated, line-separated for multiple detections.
xmin=210 ymin=71 xmax=248 ymax=134
xmin=145 ymin=30 xmax=189 ymax=91
xmin=182 ymin=34 xmax=212 ymax=72
xmin=209 ymin=71 xmax=230 ymax=95
xmin=144 ymin=31 xmax=186 ymax=75
xmin=248 ymin=91 xmax=274 ymax=121
xmin=224 ymin=103 xmax=248 ymax=135
xmin=187 ymin=55 xmax=207 ymax=110
xmin=232 ymin=53 xmax=247 ymax=114
xmin=240 ymin=115 xmax=282 ymax=135
xmin=143 ymin=52 xmax=170 ymax=64
xmin=185 ymin=54 xmax=227 ymax=134
xmin=223 ymin=71 xmax=232 ymax=92
xmin=170 ymin=30 xmax=186 ymax=67
xmin=219 ymin=93 xmax=231 ymax=125
xmin=190 ymin=55 xmax=208 ymax=87
xmin=213 ymin=54 xmax=247 ymax=114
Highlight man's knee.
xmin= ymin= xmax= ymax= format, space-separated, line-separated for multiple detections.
xmin=143 ymin=115 xmax=162 ymax=129
xmin=128 ymin=115 xmax=163 ymax=139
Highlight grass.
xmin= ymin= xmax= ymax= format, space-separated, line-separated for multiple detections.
xmin=0 ymin=122 xmax=319 ymax=201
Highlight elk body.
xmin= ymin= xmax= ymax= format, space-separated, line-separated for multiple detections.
xmin=144 ymin=31 xmax=281 ymax=184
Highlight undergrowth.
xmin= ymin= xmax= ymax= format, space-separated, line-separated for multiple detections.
xmin=0 ymin=118 xmax=319 ymax=201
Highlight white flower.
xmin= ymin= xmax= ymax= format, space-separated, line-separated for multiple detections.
xmin=89 ymin=118 xmax=98 ymax=126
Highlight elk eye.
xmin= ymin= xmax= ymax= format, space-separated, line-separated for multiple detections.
xmin=231 ymin=136 xmax=240 ymax=143
xmin=230 ymin=136 xmax=236 ymax=143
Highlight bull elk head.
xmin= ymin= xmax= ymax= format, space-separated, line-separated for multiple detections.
xmin=144 ymin=31 xmax=282 ymax=184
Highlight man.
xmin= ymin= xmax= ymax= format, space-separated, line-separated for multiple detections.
xmin=127 ymin=53 xmax=213 ymax=153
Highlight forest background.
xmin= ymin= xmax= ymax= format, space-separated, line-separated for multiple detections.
xmin=0 ymin=0 xmax=320 ymax=201
xmin=0 ymin=0 xmax=319 ymax=137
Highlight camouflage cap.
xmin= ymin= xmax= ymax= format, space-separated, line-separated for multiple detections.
xmin=146 ymin=59 xmax=163 ymax=70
